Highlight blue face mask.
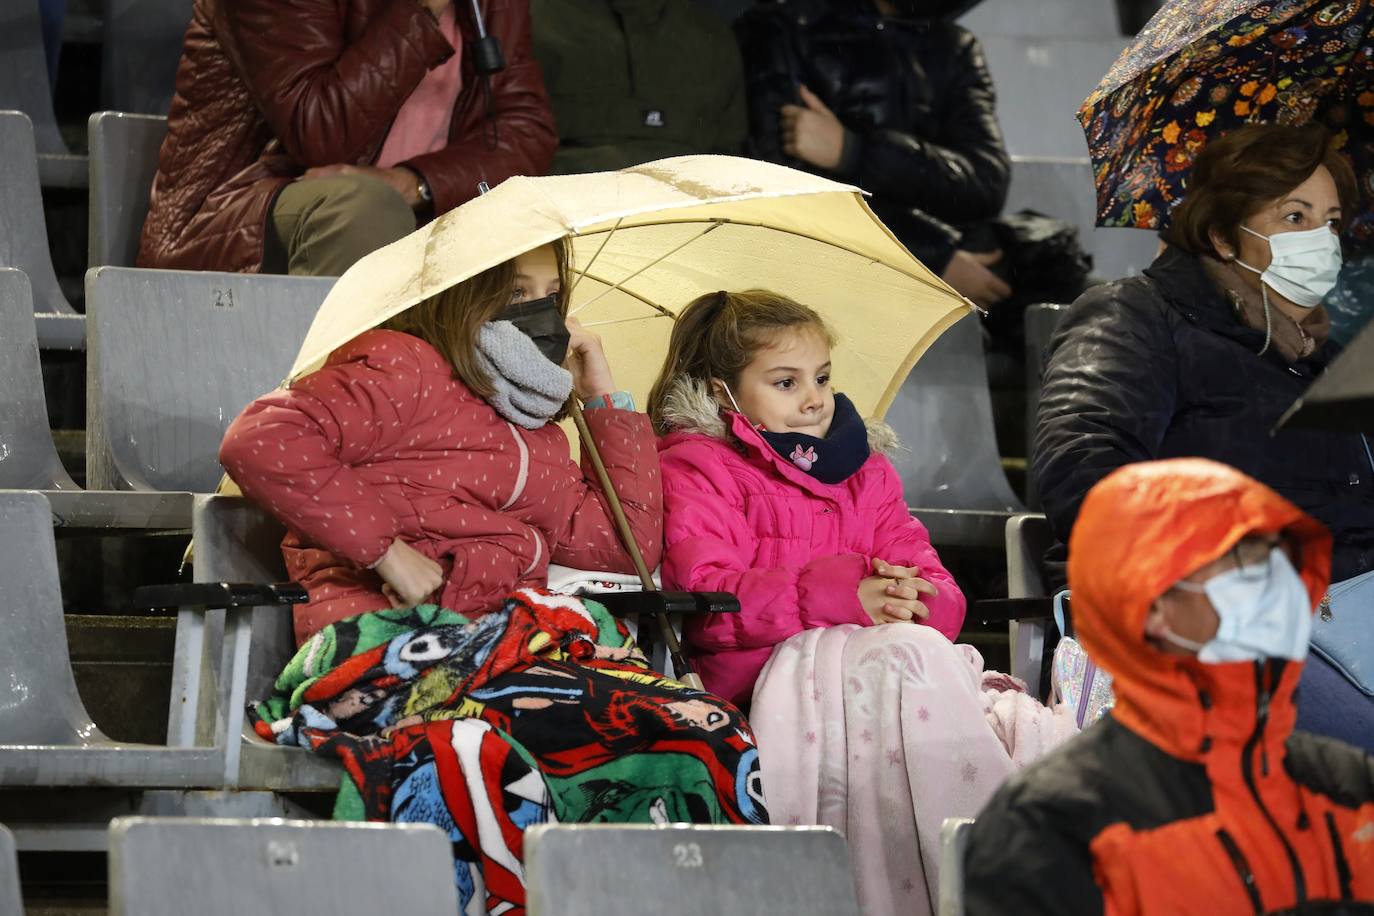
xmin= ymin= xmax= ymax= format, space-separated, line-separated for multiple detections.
xmin=1158 ymin=548 xmax=1313 ymax=664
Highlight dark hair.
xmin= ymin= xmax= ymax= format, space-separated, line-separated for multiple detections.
xmin=646 ymin=289 xmax=835 ymax=435
xmin=381 ymin=238 xmax=572 ymax=400
xmin=1164 ymin=124 xmax=1357 ymax=258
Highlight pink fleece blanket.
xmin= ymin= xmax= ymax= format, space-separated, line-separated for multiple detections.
xmin=749 ymin=624 xmax=1078 ymax=915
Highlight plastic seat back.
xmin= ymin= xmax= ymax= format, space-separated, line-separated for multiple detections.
xmin=89 ymin=113 xmax=168 ymax=268
xmin=977 ymin=36 xmax=1129 ymax=158
xmin=85 ymin=267 xmax=334 ymax=492
xmin=102 ymin=0 xmax=193 ymax=116
xmin=937 ymin=817 xmax=975 ymax=916
xmin=1005 ymin=156 xmax=1160 ymax=282
xmin=0 ymin=2 xmax=68 ymax=155
xmin=959 ymin=0 xmax=1120 ymax=38
xmin=886 ymin=314 xmax=1021 ymax=511
xmin=0 ymin=491 xmax=107 ymax=746
xmin=0 ymin=824 xmax=19 ymax=916
xmin=0 ymin=270 xmax=77 ymax=489
xmin=525 ymin=824 xmax=860 ymax=916
xmin=0 ymin=111 xmax=74 ymax=317
xmin=107 ymin=817 xmax=458 ymax=916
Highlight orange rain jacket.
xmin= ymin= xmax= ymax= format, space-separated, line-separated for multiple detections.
xmin=965 ymin=459 xmax=1374 ymax=915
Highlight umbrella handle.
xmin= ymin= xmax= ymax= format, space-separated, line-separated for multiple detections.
xmin=571 ymin=401 xmax=705 ymax=692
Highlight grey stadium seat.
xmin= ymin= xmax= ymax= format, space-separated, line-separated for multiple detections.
xmin=525 ymin=824 xmax=861 ymax=916
xmin=85 ymin=267 xmax=335 ymax=492
xmin=89 ymin=112 xmax=168 ymax=268
xmin=1005 ymin=155 xmax=1160 ymax=282
xmin=0 ymin=269 xmax=78 ymax=490
xmin=0 ymin=268 xmax=190 ymax=528
xmin=175 ymin=494 xmax=342 ymax=792
xmin=102 ymin=0 xmax=193 ymax=116
xmin=937 ymin=817 xmax=976 ymax=916
xmin=886 ymin=313 xmax=1023 ymax=547
xmin=0 ymin=1 xmax=85 ymax=187
xmin=0 ymin=824 xmax=19 ymax=916
xmin=0 ymin=491 xmax=223 ymax=790
xmin=108 ymin=817 xmax=457 ymax=916
xmin=0 ymin=111 xmax=84 ymax=347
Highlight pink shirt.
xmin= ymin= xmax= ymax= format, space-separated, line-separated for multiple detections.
xmin=376 ymin=5 xmax=464 ymax=170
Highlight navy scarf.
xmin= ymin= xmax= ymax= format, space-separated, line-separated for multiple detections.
xmin=757 ymin=394 xmax=870 ymax=485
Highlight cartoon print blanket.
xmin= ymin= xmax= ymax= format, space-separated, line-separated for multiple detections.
xmin=253 ymin=589 xmax=768 ymax=915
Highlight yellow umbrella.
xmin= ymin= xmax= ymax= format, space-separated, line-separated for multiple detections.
xmin=232 ymin=155 xmax=971 ymax=686
xmin=284 ymin=154 xmax=970 ymax=419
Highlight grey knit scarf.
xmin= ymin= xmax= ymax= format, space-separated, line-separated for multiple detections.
xmin=475 ymin=320 xmax=573 ymax=429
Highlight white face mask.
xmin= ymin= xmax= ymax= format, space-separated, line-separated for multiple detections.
xmin=1156 ymin=548 xmax=1313 ymax=664
xmin=1234 ymin=224 xmax=1342 ymax=308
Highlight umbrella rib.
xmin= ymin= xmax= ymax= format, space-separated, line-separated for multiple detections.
xmin=569 ymin=221 xmax=725 ymax=316
xmin=573 ymin=272 xmax=676 ymax=318
xmin=566 ymin=217 xmax=623 ymax=302
xmin=572 ymin=215 xmax=955 ymax=298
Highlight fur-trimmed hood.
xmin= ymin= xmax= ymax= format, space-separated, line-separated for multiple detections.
xmin=656 ymin=375 xmax=901 ymax=455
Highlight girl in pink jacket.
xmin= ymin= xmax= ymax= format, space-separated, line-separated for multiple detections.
xmin=648 ymin=289 xmax=965 ymax=705
xmin=650 ymin=290 xmax=1077 ymax=915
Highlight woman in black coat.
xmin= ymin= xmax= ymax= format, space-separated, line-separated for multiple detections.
xmin=1034 ymin=123 xmax=1374 ymax=751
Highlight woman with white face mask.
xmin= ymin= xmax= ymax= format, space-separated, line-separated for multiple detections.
xmin=1034 ymin=123 xmax=1374 ymax=751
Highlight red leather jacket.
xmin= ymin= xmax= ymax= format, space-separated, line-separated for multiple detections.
xmin=138 ymin=0 xmax=557 ymax=273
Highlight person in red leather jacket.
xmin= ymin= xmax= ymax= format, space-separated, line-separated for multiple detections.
xmin=139 ymin=0 xmax=556 ymax=277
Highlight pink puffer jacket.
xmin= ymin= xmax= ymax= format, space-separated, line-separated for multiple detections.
xmin=220 ymin=329 xmax=661 ymax=644
xmin=656 ymin=379 xmax=965 ymax=705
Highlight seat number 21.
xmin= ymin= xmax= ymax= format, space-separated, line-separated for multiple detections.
xmin=672 ymin=842 xmax=703 ymax=869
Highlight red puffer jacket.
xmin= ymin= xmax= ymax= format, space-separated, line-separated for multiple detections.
xmin=220 ymin=329 xmax=661 ymax=643
xmin=138 ymin=0 xmax=557 ymax=273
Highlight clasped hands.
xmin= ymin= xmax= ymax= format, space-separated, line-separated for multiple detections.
xmin=859 ymin=558 xmax=939 ymax=626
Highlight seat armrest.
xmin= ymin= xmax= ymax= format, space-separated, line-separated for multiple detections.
xmin=133 ymin=581 xmax=308 ymax=611
xmin=593 ymin=591 xmax=740 ymax=618
xmin=971 ymin=597 xmax=1052 ymax=625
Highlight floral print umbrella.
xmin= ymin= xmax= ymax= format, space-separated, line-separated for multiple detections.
xmin=1079 ymin=0 xmax=1374 ymax=241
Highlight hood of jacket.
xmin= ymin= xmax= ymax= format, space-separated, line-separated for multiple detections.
xmin=1069 ymin=458 xmax=1332 ymax=762
xmin=656 ymin=374 xmax=901 ymax=455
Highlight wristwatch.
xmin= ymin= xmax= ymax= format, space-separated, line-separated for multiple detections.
xmin=415 ymin=174 xmax=433 ymax=206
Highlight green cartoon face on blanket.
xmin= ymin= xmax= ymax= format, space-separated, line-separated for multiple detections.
xmin=545 ymin=752 xmax=724 ymax=824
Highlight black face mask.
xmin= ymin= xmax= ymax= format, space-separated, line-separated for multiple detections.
xmin=498 ymin=294 xmax=570 ymax=366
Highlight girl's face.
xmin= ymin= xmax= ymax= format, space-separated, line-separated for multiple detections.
xmin=512 ymin=245 xmax=561 ymax=304
xmin=717 ymin=326 xmax=834 ymax=438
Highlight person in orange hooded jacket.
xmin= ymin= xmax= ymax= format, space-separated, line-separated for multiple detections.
xmin=964 ymin=458 xmax=1374 ymax=914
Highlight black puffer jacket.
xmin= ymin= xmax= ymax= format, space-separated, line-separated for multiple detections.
xmin=735 ymin=0 xmax=1008 ymax=272
xmin=1033 ymin=246 xmax=1374 ymax=586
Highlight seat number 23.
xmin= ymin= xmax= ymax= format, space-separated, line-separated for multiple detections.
xmin=672 ymin=842 xmax=704 ymax=869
